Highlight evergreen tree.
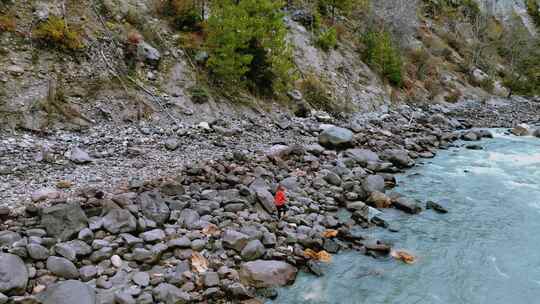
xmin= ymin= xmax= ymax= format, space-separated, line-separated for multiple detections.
xmin=205 ymin=0 xmax=293 ymax=93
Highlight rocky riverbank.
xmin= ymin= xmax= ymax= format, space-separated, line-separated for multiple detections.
xmin=1 ymin=97 xmax=540 ymax=304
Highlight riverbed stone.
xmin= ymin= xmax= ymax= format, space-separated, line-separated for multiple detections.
xmin=319 ymin=126 xmax=353 ymax=148
xmin=37 ymin=280 xmax=95 ymax=304
xmin=239 ymin=260 xmax=297 ymax=288
xmin=240 ymin=239 xmax=265 ymax=261
xmin=132 ymin=272 xmax=150 ymax=287
xmin=0 ymin=231 xmax=21 ymax=248
xmin=153 ymin=283 xmax=191 ymax=304
xmin=138 ymin=191 xmax=170 ymax=225
xmin=27 ymin=243 xmax=50 ymax=260
xmin=46 ymin=256 xmax=79 ymax=279
xmin=41 ymin=203 xmax=88 ymax=241
xmin=103 ymin=209 xmax=137 ymax=234
xmin=344 ymin=148 xmax=380 ymax=166
xmin=362 ymin=175 xmax=385 ymax=193
xmin=383 ymin=149 xmax=414 ymax=168
xmin=0 ymin=253 xmax=28 ymax=295
xmin=223 ymin=230 xmax=250 ymax=252
xmin=393 ymin=197 xmax=422 ymax=214
xmin=141 ymin=229 xmax=166 ymax=242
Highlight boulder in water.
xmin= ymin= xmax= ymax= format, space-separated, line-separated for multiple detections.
xmin=511 ymin=125 xmax=529 ymax=136
xmin=382 ymin=149 xmax=414 ymax=168
xmin=532 ymin=128 xmax=540 ymax=138
xmin=392 ymin=197 xmax=422 ymax=214
xmin=426 ymin=201 xmax=448 ymax=213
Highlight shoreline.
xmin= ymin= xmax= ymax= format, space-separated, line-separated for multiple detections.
xmin=1 ymin=97 xmax=540 ymax=303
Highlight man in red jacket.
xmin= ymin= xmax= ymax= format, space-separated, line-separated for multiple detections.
xmin=274 ymin=185 xmax=288 ymax=219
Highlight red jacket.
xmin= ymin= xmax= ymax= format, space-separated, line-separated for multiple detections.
xmin=274 ymin=190 xmax=287 ymax=207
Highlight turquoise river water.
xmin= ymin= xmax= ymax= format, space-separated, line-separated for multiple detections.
xmin=272 ymin=130 xmax=540 ymax=304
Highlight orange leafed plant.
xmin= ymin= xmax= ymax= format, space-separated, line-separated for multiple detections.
xmin=321 ymin=229 xmax=338 ymax=238
xmin=391 ymin=250 xmax=416 ymax=264
xmin=304 ymin=249 xmax=332 ymax=262
xmin=191 ymin=251 xmax=209 ymax=273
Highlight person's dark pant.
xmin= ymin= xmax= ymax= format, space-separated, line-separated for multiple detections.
xmin=276 ymin=205 xmax=287 ymax=218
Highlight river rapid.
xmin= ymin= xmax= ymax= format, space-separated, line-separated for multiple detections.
xmin=273 ymin=130 xmax=540 ymax=304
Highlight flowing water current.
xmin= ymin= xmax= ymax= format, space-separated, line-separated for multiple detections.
xmin=273 ymin=130 xmax=540 ymax=304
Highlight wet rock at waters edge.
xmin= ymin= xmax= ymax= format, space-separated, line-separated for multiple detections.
xmin=307 ymin=260 xmax=324 ymax=277
xmin=41 ymin=203 xmax=88 ymax=241
xmin=533 ymin=128 xmax=540 ymax=138
xmin=239 ymin=260 xmax=297 ymax=288
xmin=511 ymin=125 xmax=529 ymax=136
xmin=382 ymin=149 xmax=414 ymax=168
xmin=363 ymin=175 xmax=386 ymax=193
xmin=466 ymin=144 xmax=483 ymax=150
xmin=0 ymin=253 xmax=28 ymax=295
xmin=392 ymin=197 xmax=422 ymax=214
xmin=426 ymin=201 xmax=448 ymax=214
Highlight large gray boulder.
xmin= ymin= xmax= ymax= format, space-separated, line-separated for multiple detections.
xmin=222 ymin=230 xmax=250 ymax=252
xmin=37 ymin=280 xmax=95 ymax=304
xmin=393 ymin=197 xmax=422 ymax=214
xmin=253 ymin=187 xmax=277 ymax=214
xmin=138 ymin=192 xmax=170 ymax=225
xmin=41 ymin=203 xmax=88 ymax=241
xmin=362 ymin=175 xmax=386 ymax=193
xmin=178 ymin=209 xmax=200 ymax=230
xmin=239 ymin=260 xmax=297 ymax=288
xmin=241 ymin=240 xmax=266 ymax=261
xmin=382 ymin=149 xmax=414 ymax=168
xmin=153 ymin=283 xmax=191 ymax=304
xmin=103 ymin=209 xmax=137 ymax=234
xmin=0 ymin=253 xmax=28 ymax=295
xmin=0 ymin=231 xmax=21 ymax=248
xmin=46 ymin=256 xmax=79 ymax=279
xmin=344 ymin=149 xmax=380 ymax=166
xmin=319 ymin=126 xmax=353 ymax=149
xmin=533 ymin=128 xmax=540 ymax=138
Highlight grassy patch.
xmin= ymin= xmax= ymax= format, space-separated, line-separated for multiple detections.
xmin=300 ymin=74 xmax=338 ymax=112
xmin=33 ymin=16 xmax=84 ymax=51
xmin=316 ymin=27 xmax=337 ymax=51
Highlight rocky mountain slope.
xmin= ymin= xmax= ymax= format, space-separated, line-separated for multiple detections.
xmin=1 ymin=0 xmax=538 ymax=132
